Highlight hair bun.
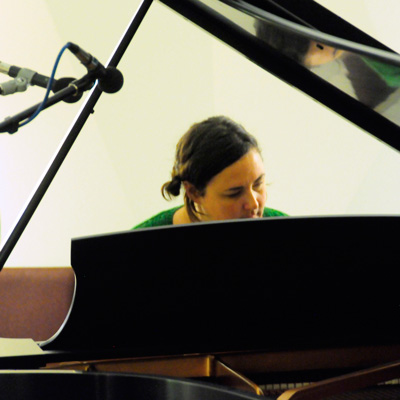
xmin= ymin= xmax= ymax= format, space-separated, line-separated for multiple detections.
xmin=169 ymin=175 xmax=182 ymax=196
xmin=162 ymin=175 xmax=181 ymax=199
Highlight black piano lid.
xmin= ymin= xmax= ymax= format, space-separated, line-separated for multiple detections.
xmin=43 ymin=215 xmax=400 ymax=354
xmin=160 ymin=0 xmax=400 ymax=150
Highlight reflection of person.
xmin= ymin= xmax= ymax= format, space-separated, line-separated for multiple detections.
xmin=133 ymin=116 xmax=287 ymax=229
xmin=254 ymin=19 xmax=400 ymax=108
xmin=254 ymin=20 xmax=343 ymax=67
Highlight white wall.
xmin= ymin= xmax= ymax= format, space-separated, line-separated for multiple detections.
xmin=0 ymin=0 xmax=399 ymax=266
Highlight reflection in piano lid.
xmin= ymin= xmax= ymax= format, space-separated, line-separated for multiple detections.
xmin=159 ymin=0 xmax=400 ymax=150
xmin=0 ymin=370 xmax=266 ymax=400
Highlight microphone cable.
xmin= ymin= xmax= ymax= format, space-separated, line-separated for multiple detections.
xmin=19 ymin=42 xmax=71 ymax=128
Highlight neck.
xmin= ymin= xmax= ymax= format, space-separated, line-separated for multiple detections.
xmin=173 ymin=206 xmax=193 ymax=225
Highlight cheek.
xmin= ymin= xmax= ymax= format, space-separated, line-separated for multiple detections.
xmin=209 ymin=199 xmax=243 ymax=219
xmin=222 ymin=202 xmax=242 ymax=216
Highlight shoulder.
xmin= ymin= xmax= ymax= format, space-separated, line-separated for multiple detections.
xmin=263 ymin=207 xmax=288 ymax=217
xmin=132 ymin=206 xmax=182 ymax=229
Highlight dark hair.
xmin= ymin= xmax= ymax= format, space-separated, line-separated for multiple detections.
xmin=254 ymin=19 xmax=311 ymax=64
xmin=162 ymin=116 xmax=261 ymax=222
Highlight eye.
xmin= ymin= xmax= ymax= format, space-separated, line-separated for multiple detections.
xmin=225 ymin=190 xmax=242 ymax=198
xmin=253 ymin=177 xmax=265 ymax=190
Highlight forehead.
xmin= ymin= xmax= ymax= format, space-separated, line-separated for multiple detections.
xmin=207 ymin=149 xmax=265 ymax=190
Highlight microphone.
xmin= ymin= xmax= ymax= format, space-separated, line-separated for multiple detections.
xmin=67 ymin=42 xmax=123 ymax=93
xmin=0 ymin=61 xmax=82 ymax=103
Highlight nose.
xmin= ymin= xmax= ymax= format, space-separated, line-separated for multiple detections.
xmin=243 ymin=189 xmax=259 ymax=212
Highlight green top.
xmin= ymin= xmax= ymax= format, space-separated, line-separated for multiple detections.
xmin=133 ymin=206 xmax=287 ymax=229
xmin=362 ymin=57 xmax=400 ymax=88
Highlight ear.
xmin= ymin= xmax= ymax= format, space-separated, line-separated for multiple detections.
xmin=183 ymin=181 xmax=203 ymax=204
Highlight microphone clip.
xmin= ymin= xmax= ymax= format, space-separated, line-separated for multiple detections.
xmin=0 ymin=77 xmax=29 ymax=96
xmin=0 ymin=68 xmax=38 ymax=96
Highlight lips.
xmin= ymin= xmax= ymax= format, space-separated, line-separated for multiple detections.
xmin=243 ymin=212 xmax=259 ymax=219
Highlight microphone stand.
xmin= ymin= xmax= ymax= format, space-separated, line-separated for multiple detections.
xmin=0 ymin=0 xmax=154 ymax=269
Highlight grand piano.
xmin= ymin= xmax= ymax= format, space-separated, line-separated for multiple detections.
xmin=1 ymin=0 xmax=400 ymax=398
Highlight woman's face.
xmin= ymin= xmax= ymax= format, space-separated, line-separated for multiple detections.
xmin=304 ymin=41 xmax=344 ymax=67
xmin=189 ymin=149 xmax=267 ymax=221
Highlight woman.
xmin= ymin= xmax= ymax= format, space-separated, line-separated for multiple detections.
xmin=133 ymin=116 xmax=286 ymax=229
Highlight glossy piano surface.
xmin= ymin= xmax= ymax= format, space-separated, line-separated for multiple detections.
xmin=43 ymin=215 xmax=400 ymax=355
xmin=160 ymin=0 xmax=400 ymax=149
xmin=0 ymin=371 xmax=265 ymax=400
